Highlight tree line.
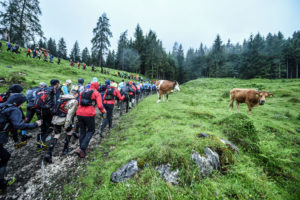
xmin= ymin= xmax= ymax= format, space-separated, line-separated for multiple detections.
xmin=0 ymin=0 xmax=299 ymax=82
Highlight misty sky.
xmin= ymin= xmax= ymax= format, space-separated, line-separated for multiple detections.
xmin=39 ymin=0 xmax=300 ymax=54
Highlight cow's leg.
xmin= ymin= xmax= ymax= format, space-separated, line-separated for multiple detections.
xmin=163 ymin=94 xmax=165 ymax=102
xmin=236 ymin=102 xmax=240 ymax=112
xmin=166 ymin=94 xmax=169 ymax=102
xmin=157 ymin=91 xmax=162 ymax=103
xmin=229 ymin=99 xmax=234 ymax=112
xmin=247 ymin=105 xmax=252 ymax=115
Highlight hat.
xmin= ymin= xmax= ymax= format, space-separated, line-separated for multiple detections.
xmin=39 ymin=82 xmax=47 ymax=88
xmin=66 ymin=79 xmax=72 ymax=84
xmin=8 ymin=84 xmax=23 ymax=94
xmin=105 ymin=80 xmax=110 ymax=85
xmin=78 ymin=78 xmax=84 ymax=84
xmin=6 ymin=93 xmax=27 ymax=106
xmin=92 ymin=77 xmax=98 ymax=83
xmin=50 ymin=79 xmax=60 ymax=86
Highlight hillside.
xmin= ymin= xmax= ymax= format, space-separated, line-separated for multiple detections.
xmin=61 ymin=78 xmax=300 ymax=200
xmin=0 ymin=40 xmax=142 ymax=93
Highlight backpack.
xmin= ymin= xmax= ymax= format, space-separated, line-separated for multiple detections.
xmin=0 ymin=93 xmax=8 ymax=103
xmin=80 ymin=90 xmax=94 ymax=106
xmin=26 ymin=87 xmax=40 ymax=106
xmin=51 ymin=98 xmax=71 ymax=117
xmin=105 ymin=87 xmax=115 ymax=100
xmin=34 ymin=88 xmax=51 ymax=109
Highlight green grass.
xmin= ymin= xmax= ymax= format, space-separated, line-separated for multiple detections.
xmin=0 ymin=40 xmax=143 ymax=93
xmin=1 ymin=40 xmax=299 ymax=199
xmin=61 ymin=78 xmax=300 ymax=200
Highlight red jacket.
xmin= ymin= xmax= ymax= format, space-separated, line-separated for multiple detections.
xmin=103 ymin=86 xmax=124 ymax=105
xmin=76 ymin=82 xmax=106 ymax=117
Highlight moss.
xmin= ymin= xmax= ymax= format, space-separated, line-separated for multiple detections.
xmin=219 ymin=113 xmax=259 ymax=153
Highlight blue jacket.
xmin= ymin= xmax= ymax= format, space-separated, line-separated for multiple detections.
xmin=0 ymin=105 xmax=37 ymax=144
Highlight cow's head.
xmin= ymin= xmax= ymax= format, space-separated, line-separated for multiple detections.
xmin=174 ymin=81 xmax=180 ymax=92
xmin=257 ymin=91 xmax=273 ymax=105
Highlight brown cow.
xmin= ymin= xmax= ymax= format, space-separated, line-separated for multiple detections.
xmin=156 ymin=80 xmax=180 ymax=103
xmin=229 ymin=88 xmax=273 ymax=115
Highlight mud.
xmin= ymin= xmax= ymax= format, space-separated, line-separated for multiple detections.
xmin=0 ymin=96 xmax=145 ymax=200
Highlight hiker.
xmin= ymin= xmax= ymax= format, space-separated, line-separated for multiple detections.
xmin=6 ymin=42 xmax=11 ymax=52
xmin=43 ymin=51 xmax=48 ymax=62
xmin=57 ymin=57 xmax=61 ymax=65
xmin=82 ymin=63 xmax=86 ymax=70
xmin=0 ymin=84 xmax=24 ymax=103
xmin=71 ymin=78 xmax=85 ymax=138
xmin=91 ymin=64 xmax=95 ymax=72
xmin=32 ymin=49 xmax=37 ymax=58
xmin=77 ymin=61 xmax=81 ymax=69
xmin=35 ymin=79 xmax=60 ymax=149
xmin=26 ymin=48 xmax=31 ymax=57
xmin=49 ymin=53 xmax=54 ymax=63
xmin=44 ymin=89 xmax=79 ymax=163
xmin=75 ymin=81 xmax=106 ymax=158
xmin=99 ymin=80 xmax=124 ymax=136
xmin=61 ymin=80 xmax=72 ymax=95
xmin=120 ymin=83 xmax=134 ymax=113
xmin=37 ymin=50 xmax=42 ymax=60
xmin=11 ymin=44 xmax=20 ymax=54
xmin=128 ymin=81 xmax=136 ymax=108
xmin=0 ymin=94 xmax=42 ymax=191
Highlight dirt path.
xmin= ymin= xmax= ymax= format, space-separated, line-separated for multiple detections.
xmin=0 ymin=96 xmax=146 ymax=200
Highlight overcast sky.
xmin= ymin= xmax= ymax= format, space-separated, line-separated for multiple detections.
xmin=39 ymin=0 xmax=300 ymax=55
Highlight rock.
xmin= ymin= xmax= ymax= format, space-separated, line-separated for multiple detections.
xmin=220 ymin=139 xmax=239 ymax=153
xmin=6 ymin=65 xmax=12 ymax=68
xmin=192 ymin=148 xmax=220 ymax=177
xmin=111 ymin=160 xmax=138 ymax=183
xmin=197 ymin=133 xmax=210 ymax=138
xmin=156 ymin=163 xmax=179 ymax=185
xmin=204 ymin=148 xmax=220 ymax=170
xmin=192 ymin=152 xmax=213 ymax=177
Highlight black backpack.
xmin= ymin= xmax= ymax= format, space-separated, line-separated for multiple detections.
xmin=51 ymin=98 xmax=71 ymax=117
xmin=80 ymin=90 xmax=94 ymax=106
xmin=105 ymin=87 xmax=115 ymax=100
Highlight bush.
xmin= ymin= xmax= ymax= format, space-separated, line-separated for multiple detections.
xmin=219 ymin=113 xmax=259 ymax=153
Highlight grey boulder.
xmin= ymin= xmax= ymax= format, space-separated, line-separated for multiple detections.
xmin=220 ymin=139 xmax=239 ymax=153
xmin=192 ymin=148 xmax=220 ymax=177
xmin=156 ymin=163 xmax=179 ymax=185
xmin=111 ymin=160 xmax=138 ymax=183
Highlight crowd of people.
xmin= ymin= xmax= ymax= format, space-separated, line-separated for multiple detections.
xmin=0 ymin=77 xmax=157 ymax=192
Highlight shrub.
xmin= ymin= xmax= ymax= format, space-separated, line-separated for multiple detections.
xmin=219 ymin=113 xmax=259 ymax=153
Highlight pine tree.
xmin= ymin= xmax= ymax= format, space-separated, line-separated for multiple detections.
xmin=81 ymin=47 xmax=91 ymax=65
xmin=47 ymin=38 xmax=57 ymax=56
xmin=176 ymin=44 xmax=185 ymax=82
xmin=91 ymin=12 xmax=112 ymax=72
xmin=0 ymin=0 xmax=43 ymax=46
xmin=133 ymin=24 xmax=145 ymax=74
xmin=70 ymin=41 xmax=80 ymax=62
xmin=116 ymin=30 xmax=129 ymax=70
xmin=0 ymin=0 xmax=19 ymax=42
xmin=57 ymin=37 xmax=67 ymax=59
xmin=106 ymin=50 xmax=116 ymax=69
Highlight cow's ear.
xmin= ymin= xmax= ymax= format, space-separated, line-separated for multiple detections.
xmin=256 ymin=93 xmax=259 ymax=98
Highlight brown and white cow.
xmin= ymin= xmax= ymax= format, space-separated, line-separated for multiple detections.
xmin=229 ymin=88 xmax=273 ymax=115
xmin=156 ymin=80 xmax=180 ymax=103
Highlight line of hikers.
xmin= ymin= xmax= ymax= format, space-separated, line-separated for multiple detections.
xmin=69 ymin=60 xmax=88 ymax=71
xmin=0 ymin=77 xmax=157 ymax=192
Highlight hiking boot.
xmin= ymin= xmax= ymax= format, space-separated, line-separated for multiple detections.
xmin=14 ymin=141 xmax=27 ymax=149
xmin=72 ymin=132 xmax=79 ymax=139
xmin=75 ymin=148 xmax=85 ymax=158
xmin=0 ymin=177 xmax=16 ymax=192
xmin=63 ymin=147 xmax=73 ymax=155
xmin=44 ymin=152 xmax=52 ymax=163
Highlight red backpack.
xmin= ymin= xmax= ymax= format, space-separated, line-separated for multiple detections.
xmin=34 ymin=88 xmax=51 ymax=109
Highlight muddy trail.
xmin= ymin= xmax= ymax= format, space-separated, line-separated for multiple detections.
xmin=0 ymin=96 xmax=149 ymax=200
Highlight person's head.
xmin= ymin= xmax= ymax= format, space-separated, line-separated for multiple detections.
xmin=71 ymin=89 xmax=79 ymax=98
xmin=122 ymin=80 xmax=124 ymax=82
xmin=129 ymin=81 xmax=133 ymax=85
xmin=6 ymin=93 xmax=27 ymax=108
xmin=50 ymin=79 xmax=60 ymax=89
xmin=78 ymin=78 xmax=84 ymax=85
xmin=66 ymin=79 xmax=72 ymax=86
xmin=92 ymin=77 xmax=98 ymax=83
xmin=105 ymin=80 xmax=110 ymax=86
xmin=39 ymin=82 xmax=47 ymax=88
xmin=8 ymin=84 xmax=23 ymax=94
